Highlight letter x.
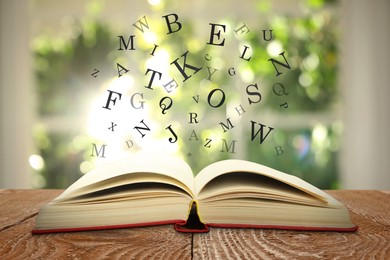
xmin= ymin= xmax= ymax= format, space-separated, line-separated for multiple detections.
xmin=108 ymin=122 xmax=117 ymax=132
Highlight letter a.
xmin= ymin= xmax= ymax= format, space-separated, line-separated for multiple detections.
xmin=188 ymin=129 xmax=199 ymax=141
xmin=117 ymin=63 xmax=129 ymax=77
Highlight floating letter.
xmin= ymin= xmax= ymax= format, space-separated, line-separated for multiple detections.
xmin=145 ymin=68 xmax=162 ymax=90
xmin=220 ymin=139 xmax=237 ymax=153
xmin=90 ymin=143 xmax=107 ymax=158
xmin=220 ymin=118 xmax=235 ymax=133
xmin=162 ymin=13 xmax=182 ymax=34
xmin=239 ymin=45 xmax=252 ymax=61
xmin=118 ymin=35 xmax=135 ymax=50
xmin=130 ymin=93 xmax=145 ymax=109
xmin=134 ymin=119 xmax=151 ymax=138
xmin=250 ymin=121 xmax=274 ymax=144
xmin=207 ymin=23 xmax=226 ymax=46
xmin=102 ymin=90 xmax=122 ymax=110
xmin=272 ymin=83 xmax=289 ymax=96
xmin=165 ymin=125 xmax=178 ymax=143
xmin=117 ymin=63 xmax=129 ymax=78
xmin=275 ymin=146 xmax=284 ymax=155
xmin=268 ymin=51 xmax=291 ymax=77
xmin=171 ymin=51 xmax=202 ymax=82
xmin=159 ymin=96 xmax=173 ymax=114
xmin=207 ymin=88 xmax=225 ymax=108
xmin=133 ymin=16 xmax=150 ymax=32
xmin=246 ymin=83 xmax=262 ymax=105
xmin=189 ymin=112 xmax=199 ymax=124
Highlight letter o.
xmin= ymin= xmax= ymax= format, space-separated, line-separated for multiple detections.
xmin=207 ymin=88 xmax=226 ymax=108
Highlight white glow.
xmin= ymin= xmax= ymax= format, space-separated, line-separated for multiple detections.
xmin=299 ymin=72 xmax=313 ymax=87
xmin=312 ymin=124 xmax=328 ymax=144
xmin=80 ymin=160 xmax=94 ymax=174
xmin=303 ymin=53 xmax=319 ymax=71
xmin=240 ymin=67 xmax=255 ymax=83
xmin=87 ymin=75 xmax=135 ymax=138
xmin=85 ymin=72 xmax=182 ymax=160
xmin=29 ymin=154 xmax=45 ymax=171
xmin=147 ymin=0 xmax=161 ymax=6
xmin=144 ymin=31 xmax=157 ymax=44
xmin=146 ymin=48 xmax=170 ymax=74
xmin=86 ymin=74 xmax=147 ymax=160
xmin=266 ymin=40 xmax=283 ymax=57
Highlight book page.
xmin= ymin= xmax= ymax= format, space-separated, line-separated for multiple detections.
xmin=55 ymin=152 xmax=195 ymax=201
xmin=194 ymin=159 xmax=339 ymax=204
xmin=196 ymin=172 xmax=327 ymax=207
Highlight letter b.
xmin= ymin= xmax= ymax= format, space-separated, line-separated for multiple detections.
xmin=162 ymin=13 xmax=182 ymax=34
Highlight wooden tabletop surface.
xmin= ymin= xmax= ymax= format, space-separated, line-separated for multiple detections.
xmin=0 ymin=189 xmax=389 ymax=259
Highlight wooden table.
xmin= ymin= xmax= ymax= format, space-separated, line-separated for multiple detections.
xmin=0 ymin=190 xmax=389 ymax=259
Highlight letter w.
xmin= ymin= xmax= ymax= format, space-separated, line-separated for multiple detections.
xmin=250 ymin=121 xmax=274 ymax=144
xmin=133 ymin=16 xmax=150 ymax=32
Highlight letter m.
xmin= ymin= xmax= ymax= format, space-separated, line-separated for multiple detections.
xmin=118 ymin=35 xmax=135 ymax=50
xmin=220 ymin=139 xmax=237 ymax=153
xmin=250 ymin=121 xmax=274 ymax=144
xmin=91 ymin=143 xmax=107 ymax=158
xmin=220 ymin=118 xmax=234 ymax=133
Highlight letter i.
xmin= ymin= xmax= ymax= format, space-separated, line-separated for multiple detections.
xmin=150 ymin=44 xmax=158 ymax=56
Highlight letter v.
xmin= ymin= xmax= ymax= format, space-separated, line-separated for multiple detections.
xmin=192 ymin=95 xmax=199 ymax=103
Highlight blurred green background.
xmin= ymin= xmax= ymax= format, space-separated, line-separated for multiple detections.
xmin=31 ymin=0 xmax=342 ymax=189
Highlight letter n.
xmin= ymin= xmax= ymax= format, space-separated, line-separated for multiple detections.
xmin=134 ymin=119 xmax=151 ymax=138
xmin=91 ymin=143 xmax=107 ymax=158
xmin=268 ymin=51 xmax=291 ymax=77
xmin=250 ymin=121 xmax=274 ymax=144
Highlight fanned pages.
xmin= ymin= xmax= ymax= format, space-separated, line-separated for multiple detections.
xmin=32 ymin=153 xmax=357 ymax=234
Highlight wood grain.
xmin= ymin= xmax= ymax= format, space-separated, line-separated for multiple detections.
xmin=1 ymin=219 xmax=191 ymax=260
xmin=0 ymin=189 xmax=62 ymax=230
xmin=0 ymin=189 xmax=192 ymax=260
xmin=1 ymin=190 xmax=389 ymax=259
xmin=193 ymin=190 xmax=390 ymax=259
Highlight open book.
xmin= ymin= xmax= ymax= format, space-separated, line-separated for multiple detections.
xmin=32 ymin=153 xmax=357 ymax=234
